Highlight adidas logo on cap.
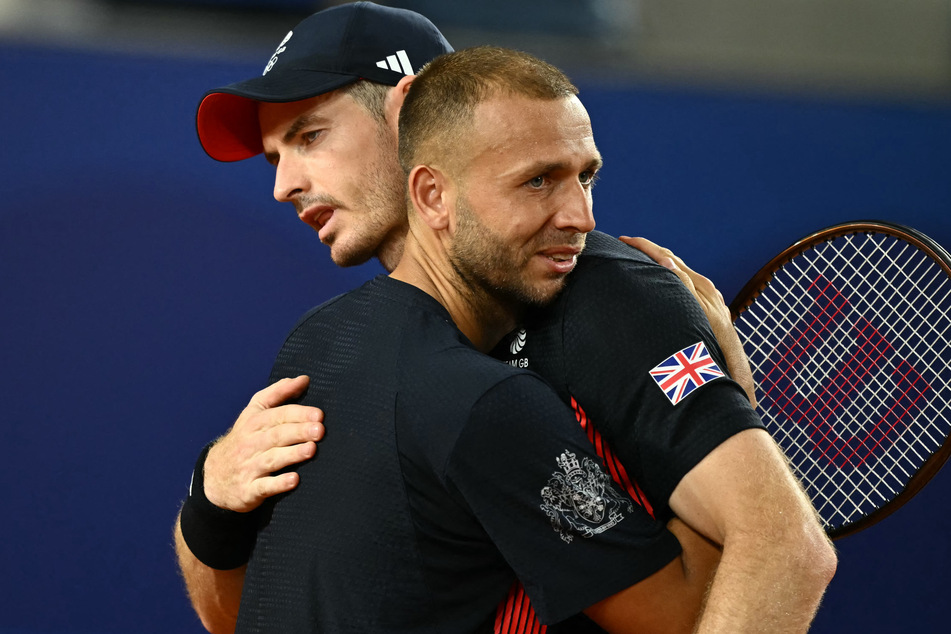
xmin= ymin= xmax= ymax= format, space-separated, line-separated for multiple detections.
xmin=376 ymin=50 xmax=415 ymax=76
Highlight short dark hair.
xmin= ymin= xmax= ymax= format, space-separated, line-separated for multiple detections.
xmin=341 ymin=80 xmax=390 ymax=123
xmin=398 ymin=46 xmax=578 ymax=175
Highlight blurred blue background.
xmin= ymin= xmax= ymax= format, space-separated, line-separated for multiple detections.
xmin=1 ymin=1 xmax=949 ymax=632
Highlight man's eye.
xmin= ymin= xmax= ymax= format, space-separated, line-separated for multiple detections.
xmin=527 ymin=175 xmax=546 ymax=188
xmin=303 ymin=130 xmax=321 ymax=144
xmin=579 ymin=171 xmax=598 ymax=187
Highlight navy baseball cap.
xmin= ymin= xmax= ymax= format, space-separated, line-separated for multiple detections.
xmin=196 ymin=1 xmax=453 ymax=162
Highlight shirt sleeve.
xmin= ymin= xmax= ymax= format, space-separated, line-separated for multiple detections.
xmin=559 ymin=253 xmax=766 ymax=519
xmin=444 ymin=373 xmax=682 ymax=625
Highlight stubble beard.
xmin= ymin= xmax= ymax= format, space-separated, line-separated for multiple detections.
xmin=448 ymin=196 xmax=581 ymax=311
xmin=324 ymin=124 xmax=407 ymax=269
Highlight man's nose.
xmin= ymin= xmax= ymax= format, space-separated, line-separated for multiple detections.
xmin=273 ymin=153 xmax=308 ymax=203
xmin=553 ymin=181 xmax=596 ymax=234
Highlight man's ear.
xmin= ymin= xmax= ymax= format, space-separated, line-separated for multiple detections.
xmin=384 ymin=75 xmax=416 ymax=132
xmin=407 ymin=164 xmax=450 ymax=231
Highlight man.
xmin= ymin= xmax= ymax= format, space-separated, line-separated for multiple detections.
xmin=175 ymin=4 xmax=834 ymax=633
xmin=185 ymin=45 xmax=715 ymax=632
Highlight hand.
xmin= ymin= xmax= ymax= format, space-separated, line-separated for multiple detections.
xmin=203 ymin=375 xmax=325 ymax=513
xmin=619 ymin=236 xmax=757 ymax=408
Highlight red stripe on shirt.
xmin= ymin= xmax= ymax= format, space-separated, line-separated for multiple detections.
xmin=495 ymin=396 xmax=655 ymax=631
xmin=570 ymin=397 xmax=655 ymax=518
xmin=495 ymin=581 xmax=547 ymax=634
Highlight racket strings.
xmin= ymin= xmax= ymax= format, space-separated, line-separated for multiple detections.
xmin=735 ymin=231 xmax=951 ymax=533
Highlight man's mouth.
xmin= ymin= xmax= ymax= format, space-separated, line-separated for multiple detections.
xmin=298 ymin=205 xmax=336 ymax=230
xmin=541 ymin=244 xmax=583 ymax=260
xmin=539 ymin=246 xmax=582 ymax=273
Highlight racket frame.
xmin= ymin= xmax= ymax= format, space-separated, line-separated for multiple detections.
xmin=729 ymin=220 xmax=951 ymax=539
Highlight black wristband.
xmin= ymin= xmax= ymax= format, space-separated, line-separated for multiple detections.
xmin=179 ymin=442 xmax=258 ymax=570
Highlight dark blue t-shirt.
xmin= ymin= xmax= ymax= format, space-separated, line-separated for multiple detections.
xmin=235 ymin=275 xmax=681 ymax=633
xmin=493 ymin=231 xmax=765 ymax=521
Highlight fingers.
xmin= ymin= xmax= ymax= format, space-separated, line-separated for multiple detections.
xmin=247 ymin=375 xmax=311 ymax=412
xmin=253 ymin=470 xmax=301 ymax=500
xmin=204 ymin=425 xmax=319 ymax=512
xmin=619 ymin=235 xmax=757 ymax=407
xmin=236 ymin=378 xmax=324 ymax=440
xmin=619 ymin=235 xmax=679 ymax=272
xmin=262 ymin=407 xmax=324 ymax=444
xmin=202 ymin=380 xmax=326 ymax=513
xmin=246 ymin=402 xmax=324 ymax=439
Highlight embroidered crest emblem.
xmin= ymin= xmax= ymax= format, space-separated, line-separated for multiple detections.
xmin=540 ymin=450 xmax=633 ymax=543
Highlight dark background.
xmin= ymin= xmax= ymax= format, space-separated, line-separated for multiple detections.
xmin=2 ymin=1 xmax=949 ymax=632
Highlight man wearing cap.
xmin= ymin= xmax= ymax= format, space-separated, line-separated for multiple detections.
xmin=175 ymin=4 xmax=834 ymax=634
xmin=195 ymin=1 xmax=454 ymax=272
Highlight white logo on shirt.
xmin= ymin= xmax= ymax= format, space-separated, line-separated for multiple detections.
xmin=540 ymin=451 xmax=633 ymax=543
xmin=509 ymin=328 xmax=527 ymax=354
xmin=503 ymin=328 xmax=529 ymax=368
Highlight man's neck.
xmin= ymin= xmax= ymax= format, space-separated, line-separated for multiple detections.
xmin=375 ymin=221 xmax=409 ymax=273
xmin=447 ymin=281 xmax=521 ymax=353
xmin=390 ymin=235 xmax=519 ymax=353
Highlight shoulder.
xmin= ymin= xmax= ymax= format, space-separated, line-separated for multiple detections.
xmin=281 ymin=276 xmax=382 ymax=334
xmin=472 ymin=370 xmax=566 ymax=417
xmin=397 ymin=348 xmax=565 ymax=483
xmin=581 ymin=230 xmax=652 ymax=263
xmin=283 ymin=276 xmax=455 ymax=345
xmin=570 ymin=231 xmax=681 ymax=299
xmin=400 ymin=348 xmax=552 ymax=426
xmin=551 ymin=233 xmax=707 ymax=343
xmin=271 ymin=276 xmax=450 ymax=385
xmin=578 ymin=231 xmax=658 ymax=270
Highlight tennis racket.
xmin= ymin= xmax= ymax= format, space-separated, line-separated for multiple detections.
xmin=730 ymin=220 xmax=951 ymax=539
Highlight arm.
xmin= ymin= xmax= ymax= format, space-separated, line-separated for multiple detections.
xmin=619 ymin=236 xmax=757 ymax=408
xmin=617 ymin=239 xmax=836 ymax=628
xmin=175 ymin=512 xmax=246 ymax=634
xmin=175 ymin=376 xmax=325 ymax=633
xmin=549 ymin=240 xmax=827 ymax=631
xmin=584 ymin=518 xmax=721 ymax=634
xmin=669 ymin=428 xmax=836 ymax=633
xmin=585 ymin=430 xmax=834 ymax=634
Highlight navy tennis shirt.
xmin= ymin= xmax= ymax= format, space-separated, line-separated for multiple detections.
xmin=490 ymin=231 xmax=765 ymax=632
xmin=235 ymin=272 xmax=682 ymax=633
xmin=493 ymin=231 xmax=765 ymax=523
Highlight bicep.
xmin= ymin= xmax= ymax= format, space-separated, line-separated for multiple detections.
xmin=668 ymin=428 xmax=813 ymax=545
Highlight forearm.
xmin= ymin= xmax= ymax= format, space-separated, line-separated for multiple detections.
xmin=670 ymin=430 xmax=837 ymax=633
xmin=170 ymin=378 xmax=321 ymax=632
xmin=583 ymin=519 xmax=721 ymax=633
xmin=667 ymin=517 xmax=719 ymax=607
xmin=174 ymin=511 xmax=245 ymax=634
xmin=694 ymin=528 xmax=835 ymax=633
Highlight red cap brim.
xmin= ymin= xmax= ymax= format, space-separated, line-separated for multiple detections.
xmin=196 ymin=92 xmax=264 ymax=162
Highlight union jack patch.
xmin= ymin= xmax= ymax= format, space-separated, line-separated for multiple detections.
xmin=649 ymin=342 xmax=725 ymax=405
